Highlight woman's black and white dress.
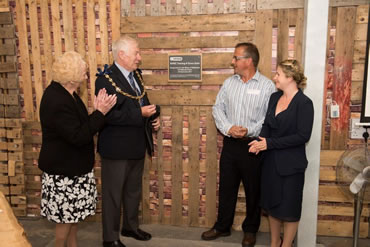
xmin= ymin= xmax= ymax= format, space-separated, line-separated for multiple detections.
xmin=38 ymin=81 xmax=105 ymax=224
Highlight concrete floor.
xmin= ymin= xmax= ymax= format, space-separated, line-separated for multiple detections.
xmin=18 ymin=217 xmax=369 ymax=247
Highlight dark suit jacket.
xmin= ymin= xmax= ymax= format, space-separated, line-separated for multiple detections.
xmin=260 ymin=90 xmax=314 ymax=176
xmin=38 ymin=81 xmax=105 ymax=176
xmin=95 ymin=64 xmax=157 ymax=160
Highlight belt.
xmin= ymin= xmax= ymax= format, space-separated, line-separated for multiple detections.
xmin=227 ymin=136 xmax=258 ymax=143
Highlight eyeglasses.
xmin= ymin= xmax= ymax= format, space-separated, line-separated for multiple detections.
xmin=232 ymin=55 xmax=250 ymax=61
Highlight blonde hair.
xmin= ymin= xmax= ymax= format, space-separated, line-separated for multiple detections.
xmin=278 ymin=59 xmax=307 ymax=89
xmin=112 ymin=35 xmax=138 ymax=61
xmin=51 ymin=51 xmax=86 ymax=85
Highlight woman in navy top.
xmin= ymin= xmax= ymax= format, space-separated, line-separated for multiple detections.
xmin=249 ymin=60 xmax=314 ymax=247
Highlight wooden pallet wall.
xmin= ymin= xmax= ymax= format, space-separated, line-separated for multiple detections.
xmin=7 ymin=0 xmax=370 ymax=238
xmin=0 ymin=3 xmax=25 ymax=216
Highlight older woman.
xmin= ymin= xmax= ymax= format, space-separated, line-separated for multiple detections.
xmin=38 ymin=51 xmax=116 ymax=247
xmin=249 ymin=60 xmax=314 ymax=247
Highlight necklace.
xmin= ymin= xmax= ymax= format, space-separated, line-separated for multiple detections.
xmin=105 ymin=70 xmax=146 ymax=101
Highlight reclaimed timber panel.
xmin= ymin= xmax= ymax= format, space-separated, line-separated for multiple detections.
xmin=147 ymin=89 xmax=217 ymax=106
xmin=135 ymin=0 xmax=145 ymax=16
xmin=143 ymin=74 xmax=231 ymax=86
xmin=15 ymin=0 xmax=34 ymax=120
xmin=258 ymin=0 xmax=369 ymax=9
xmin=187 ymin=106 xmax=200 ymax=226
xmin=277 ymin=9 xmax=289 ymax=63
xmin=142 ymin=154 xmax=151 ymax=223
xmin=138 ymin=33 xmax=254 ymax=49
xmin=156 ymin=109 xmax=165 ymax=224
xmin=318 ymin=204 xmax=369 ymax=217
xmin=355 ymin=4 xmax=369 ymax=23
xmin=166 ymin=0 xmax=176 ymax=16
xmin=99 ymin=0 xmax=109 ymax=65
xmin=229 ymin=0 xmax=240 ymax=13
xmin=212 ymin=0 xmax=224 ymax=14
xmin=0 ymin=12 xmax=11 ymax=24
xmin=354 ymin=23 xmax=367 ymax=40
xmin=294 ymin=8 xmax=304 ymax=62
xmin=0 ymin=43 xmax=15 ymax=55
xmin=51 ymin=0 xmax=62 ymax=57
xmin=75 ymin=0 xmax=87 ymax=105
xmin=204 ymin=107 xmax=217 ymax=227
xmin=40 ymin=0 xmax=53 ymax=85
xmin=255 ymin=10 xmax=273 ymax=77
xmin=29 ymin=0 xmax=43 ymax=120
xmin=141 ymin=53 xmax=233 ymax=70
xmin=351 ymin=80 xmax=363 ymax=103
xmin=330 ymin=0 xmax=370 ymax=7
xmin=317 ymin=220 xmax=368 ymax=237
xmin=353 ymin=40 xmax=367 ymax=63
xmin=87 ymin=0 xmax=97 ymax=106
xmin=0 ymin=26 xmax=14 ymax=38
xmin=319 ymin=185 xmax=370 ymax=203
xmin=171 ymin=106 xmax=183 ymax=226
xmin=62 ymin=0 xmax=74 ymax=51
xmin=150 ymin=0 xmax=160 ymax=16
xmin=121 ymin=14 xmax=255 ymax=33
xmin=0 ymin=62 xmax=16 ymax=72
xmin=330 ymin=7 xmax=356 ymax=150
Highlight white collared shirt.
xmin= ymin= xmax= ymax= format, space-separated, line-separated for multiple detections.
xmin=114 ymin=62 xmax=141 ymax=94
xmin=212 ymin=70 xmax=276 ymax=137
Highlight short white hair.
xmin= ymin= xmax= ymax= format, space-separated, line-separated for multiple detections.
xmin=112 ymin=36 xmax=138 ymax=61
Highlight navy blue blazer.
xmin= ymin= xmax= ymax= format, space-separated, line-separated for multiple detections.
xmin=95 ymin=64 xmax=157 ymax=160
xmin=260 ymin=90 xmax=314 ymax=176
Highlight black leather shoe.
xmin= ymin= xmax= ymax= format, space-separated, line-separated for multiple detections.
xmin=103 ymin=240 xmax=126 ymax=247
xmin=121 ymin=228 xmax=152 ymax=241
xmin=201 ymin=228 xmax=231 ymax=240
xmin=242 ymin=232 xmax=256 ymax=247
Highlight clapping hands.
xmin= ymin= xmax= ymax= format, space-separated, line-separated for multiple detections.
xmin=94 ymin=88 xmax=117 ymax=115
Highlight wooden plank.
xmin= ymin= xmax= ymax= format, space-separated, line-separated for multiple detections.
xmin=156 ymin=110 xmax=165 ymax=224
xmin=181 ymin=0 xmax=192 ymax=15
xmin=277 ymin=9 xmax=289 ymax=63
xmin=29 ymin=0 xmax=43 ymax=121
xmin=317 ymin=220 xmax=368 ymax=237
xmin=0 ymin=43 xmax=15 ymax=55
xmin=330 ymin=7 xmax=356 ymax=150
xmin=40 ymin=0 xmax=53 ymax=85
xmin=351 ymin=80 xmax=363 ymax=103
xmin=199 ymin=0 xmax=207 ymax=14
xmin=318 ymin=204 xmax=370 ymax=217
xmin=205 ymin=107 xmax=217 ymax=227
xmin=171 ymin=106 xmax=183 ymax=226
xmin=319 ymin=185 xmax=370 ymax=203
xmin=99 ymin=0 xmax=109 ymax=65
xmin=353 ymin=40 xmax=367 ymax=63
xmin=143 ymin=74 xmax=230 ymax=86
xmin=150 ymin=0 xmax=160 ymax=16
xmin=0 ymin=12 xmax=11 ymax=24
xmin=15 ymin=0 xmax=34 ymax=120
xmin=121 ymin=14 xmax=255 ymax=33
xmin=187 ymin=106 xmax=200 ymax=226
xmin=354 ymin=23 xmax=368 ymax=41
xmin=257 ymin=0 xmax=304 ymax=10
xmin=75 ymin=0 xmax=87 ymax=105
xmin=62 ymin=0 xmax=74 ymax=51
xmin=135 ymin=0 xmax=145 ymax=16
xmin=0 ymin=26 xmax=15 ymax=38
xmin=246 ymin=0 xmax=257 ymax=13
xmin=294 ymin=8 xmax=304 ymax=62
xmin=330 ymin=0 xmax=370 ymax=7
xmin=147 ymin=89 xmax=218 ymax=106
xmin=166 ymin=0 xmax=176 ymax=16
xmin=87 ymin=0 xmax=97 ymax=108
xmin=142 ymin=154 xmax=151 ymax=223
xmin=0 ymin=78 xmax=18 ymax=89
xmin=0 ymin=62 xmax=16 ymax=72
xmin=212 ymin=0 xmax=224 ymax=14
xmin=121 ymin=0 xmax=130 ymax=17
xmin=51 ymin=0 xmax=62 ymax=57
xmin=255 ymin=10 xmax=273 ymax=77
xmin=356 ymin=4 xmax=369 ymax=24
xmin=137 ymin=33 xmax=254 ymax=49
xmin=141 ymin=53 xmax=233 ymax=70
xmin=229 ymin=0 xmax=240 ymax=13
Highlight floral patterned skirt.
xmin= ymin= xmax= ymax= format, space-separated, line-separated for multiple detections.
xmin=40 ymin=170 xmax=97 ymax=223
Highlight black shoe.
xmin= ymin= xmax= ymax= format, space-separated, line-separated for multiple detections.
xmin=201 ymin=228 xmax=231 ymax=240
xmin=121 ymin=228 xmax=152 ymax=241
xmin=103 ymin=240 xmax=126 ymax=247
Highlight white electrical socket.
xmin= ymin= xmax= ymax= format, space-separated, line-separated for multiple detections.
xmin=350 ymin=118 xmax=365 ymax=139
